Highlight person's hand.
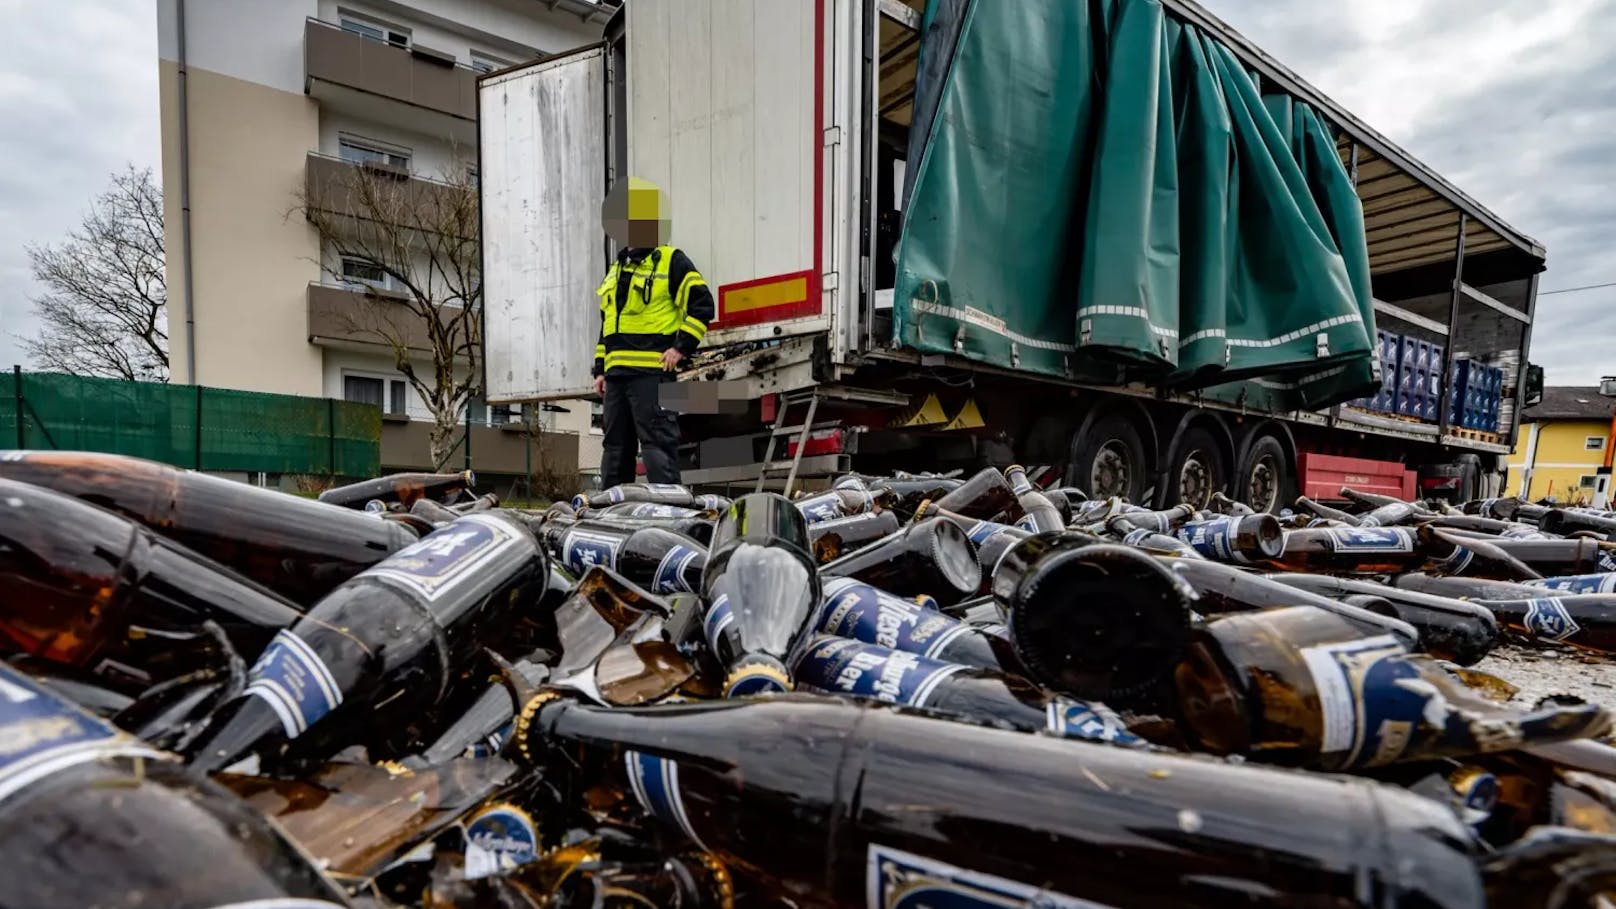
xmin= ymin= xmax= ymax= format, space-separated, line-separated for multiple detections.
xmin=661 ymin=348 xmax=685 ymax=371
xmin=593 ymin=375 xmax=606 ymax=396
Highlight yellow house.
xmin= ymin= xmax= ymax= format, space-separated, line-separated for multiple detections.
xmin=1507 ymin=386 xmax=1615 ymax=504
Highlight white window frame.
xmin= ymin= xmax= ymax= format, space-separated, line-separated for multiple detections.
xmin=1580 ymin=474 xmax=1600 ymax=489
xmin=341 ymin=369 xmax=410 ymax=416
xmin=1587 ymin=436 xmax=1607 ymax=451
xmin=337 ymin=133 xmax=412 ymax=170
xmin=339 ymin=10 xmax=410 ymax=48
xmin=470 ymin=51 xmax=514 ymax=74
xmin=339 ymin=256 xmax=399 ymax=292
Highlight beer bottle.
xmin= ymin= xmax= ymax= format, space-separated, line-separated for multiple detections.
xmin=0 ymin=478 xmax=305 ymax=693
xmin=381 ymin=511 xmax=435 ymax=537
xmin=1109 ymin=516 xmax=1204 ymax=558
xmin=450 ymin=492 xmax=501 ymax=513
xmin=1004 ymin=465 xmax=1064 ymax=532
xmin=1295 ymin=496 xmax=1364 ymax=526
xmin=1342 ymin=486 xmax=1432 ymax=514
xmin=1166 ymin=557 xmax=1422 ymax=649
xmin=1481 ymin=827 xmax=1616 ymax=909
xmin=403 ymin=650 xmax=554 ymax=768
xmin=868 ymin=476 xmax=963 ymax=519
xmin=1444 ymin=533 xmax=1616 ymax=577
xmin=806 ymin=509 xmax=900 ymax=564
xmin=1471 ymin=595 xmax=1616 ymax=653
xmin=1114 ymin=503 xmax=1197 ymax=533
xmin=1173 ymin=514 xmax=1285 ymax=562
xmin=912 ymin=500 xmax=1032 ymax=577
xmin=701 ymin=493 xmax=821 ymax=696
xmin=1526 ymin=573 xmax=1616 ymax=595
xmin=1356 ymin=500 xmax=1426 ymax=527
xmin=185 ymin=510 xmax=549 ymax=772
xmin=1423 ymin=514 xmax=1536 ymax=536
xmin=512 ymin=692 xmax=1488 ymax=909
xmin=544 ymin=511 xmax=714 ymax=548
xmin=1174 ymin=605 xmax=1610 ymax=770
xmin=591 ymin=501 xmax=713 ymax=521
xmin=821 ymin=516 xmax=981 ymax=607
xmin=318 ymin=469 xmax=475 ymax=509
xmin=1465 ymin=498 xmax=1551 ymax=524
xmin=1261 ymin=573 xmax=1499 ymax=666
xmin=1046 ymin=485 xmax=1090 ymax=511
xmin=1393 ymin=572 xmax=1552 ymax=601
xmin=794 ymin=636 xmax=1142 ymax=746
xmin=794 ymin=484 xmax=881 ymax=524
xmin=0 ymin=450 xmax=417 ymax=605
xmin=1206 ymin=491 xmax=1256 ymax=516
xmin=928 ymin=466 xmax=1019 ymax=521
xmin=410 ymin=497 xmax=462 ymax=524
xmin=815 ymin=576 xmax=1023 ymax=675
xmin=1416 ymin=525 xmax=1544 ymax=582
xmin=0 ymin=662 xmax=350 ymax=909
xmin=1540 ymin=509 xmax=1616 ymax=539
xmin=572 ymin=483 xmax=727 ymax=511
xmin=549 ymin=521 xmax=706 ymax=595
xmin=1266 ymin=526 xmax=1429 ymax=574
xmin=992 ymin=537 xmax=1195 ymax=702
xmin=1069 ymin=496 xmax=1130 ymax=528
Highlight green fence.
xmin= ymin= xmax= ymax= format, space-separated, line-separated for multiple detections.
xmin=2 ymin=368 xmax=380 ymax=476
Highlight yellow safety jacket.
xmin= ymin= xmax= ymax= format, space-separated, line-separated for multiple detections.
xmin=592 ymin=246 xmax=714 ymax=376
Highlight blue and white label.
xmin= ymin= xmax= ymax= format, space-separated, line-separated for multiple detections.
xmin=1529 ymin=573 xmax=1616 ymax=595
xmin=694 ymin=494 xmax=729 ymax=511
xmin=1175 ymin=517 xmax=1245 ymax=562
xmin=0 ymin=664 xmax=163 ymax=806
xmin=1299 ymin=635 xmax=1430 ymax=768
xmin=465 ymin=721 xmax=514 ymax=759
xmin=625 ymin=750 xmax=708 ymax=849
xmin=963 ymin=519 xmax=1017 ymax=546
xmin=1046 ymin=699 xmax=1144 ymax=747
xmin=1500 ymin=527 xmax=1550 ymax=541
xmin=621 ymin=502 xmax=699 ymax=519
xmin=652 ymin=544 xmax=702 ymax=594
xmin=244 ymin=630 xmax=344 ymax=739
xmin=560 ymin=527 xmax=623 ymax=576
xmin=1435 ymin=546 xmax=1476 ymax=575
xmin=867 ymin=844 xmax=1111 ymax=909
xmin=365 ymin=514 xmax=525 ymax=601
xmin=463 ymin=804 xmax=539 ymax=880
xmin=797 ymin=491 xmax=849 ymax=524
xmin=1524 ymin=599 xmax=1582 ymax=642
xmin=816 ymin=577 xmax=972 ymax=660
xmin=795 ymin=637 xmax=964 ymax=707
xmin=1323 ymin=527 xmax=1415 ymax=554
xmin=1600 ymin=551 xmax=1616 ymax=573
xmin=703 ymin=594 xmax=736 ymax=655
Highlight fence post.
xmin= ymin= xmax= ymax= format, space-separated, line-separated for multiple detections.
xmin=11 ymin=366 xmax=22 ymax=449
xmin=327 ymin=398 xmax=337 ymax=477
xmin=464 ymin=401 xmax=472 ymax=472
xmin=194 ymin=384 xmax=204 ymax=470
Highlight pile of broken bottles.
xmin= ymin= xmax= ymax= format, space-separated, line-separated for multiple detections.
xmin=4 ymin=450 xmax=1616 ymax=907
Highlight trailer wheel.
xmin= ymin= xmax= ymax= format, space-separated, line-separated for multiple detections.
xmin=1165 ymin=426 xmax=1229 ymax=509
xmin=1236 ymin=433 xmax=1294 ymax=514
xmin=1072 ymin=412 xmax=1148 ymax=502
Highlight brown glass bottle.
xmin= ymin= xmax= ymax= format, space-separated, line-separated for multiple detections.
xmin=821 ymin=516 xmax=981 ymax=607
xmin=1294 ymin=496 xmax=1364 ymax=526
xmin=1114 ymin=503 xmax=1197 ymax=533
xmin=318 ymin=469 xmax=475 ymax=509
xmin=572 ymin=484 xmax=728 ymax=511
xmin=1540 ymin=509 xmax=1616 ymax=539
xmin=1175 ymin=605 xmax=1609 ymax=770
xmin=1207 ymin=491 xmax=1256 ymax=516
xmin=514 ymin=692 xmax=1487 ymax=909
xmin=806 ymin=509 xmax=900 ymax=564
xmin=0 ymin=477 xmax=305 ymax=692
xmin=547 ymin=521 xmax=706 ymax=595
xmin=1393 ymin=573 xmax=1551 ymax=600
xmin=1444 ymin=533 xmax=1616 ymax=577
xmin=815 ymin=576 xmax=1023 ymax=675
xmin=1109 ymin=516 xmax=1204 ymax=558
xmin=544 ymin=511 xmax=714 ymax=548
xmin=410 ymin=497 xmax=462 ymax=524
xmin=1481 ymin=828 xmax=1616 ymax=908
xmin=1173 ymin=514 xmax=1284 ymax=562
xmin=700 ymin=493 xmax=821 ymax=696
xmin=0 ymin=450 xmax=417 ymax=605
xmin=1265 ymin=526 xmax=1429 ymax=574
xmin=913 ymin=500 xmax=1032 ymax=579
xmin=1423 ymin=514 xmax=1539 ymax=536
xmin=0 ymin=662 xmax=349 ymax=909
xmin=1261 ymin=572 xmax=1499 ymax=666
xmin=992 ymin=537 xmax=1194 ymax=702
xmin=1004 ymin=465 xmax=1064 ymax=532
xmin=794 ymin=484 xmax=881 ymax=524
xmin=1341 ymin=486 xmax=1431 ymax=515
xmin=928 ymin=466 xmax=1018 ymax=520
xmin=1465 ymin=498 xmax=1550 ymax=523
xmin=185 ymin=510 xmax=550 ymax=772
xmin=1356 ymin=501 xmax=1426 ymax=527
xmin=1166 ymin=557 xmax=1421 ymax=649
xmin=590 ymin=501 xmax=713 ymax=521
xmin=1470 ymin=595 xmax=1616 ymax=654
xmin=868 ymin=476 xmax=964 ymax=519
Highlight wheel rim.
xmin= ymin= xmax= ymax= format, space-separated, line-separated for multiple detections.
xmin=1090 ymin=441 xmax=1132 ymax=500
xmin=1247 ymin=456 xmax=1278 ymax=513
xmin=1178 ymin=449 xmax=1215 ymax=509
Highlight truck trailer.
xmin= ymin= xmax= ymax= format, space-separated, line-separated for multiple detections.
xmin=477 ymin=0 xmax=1547 ymax=511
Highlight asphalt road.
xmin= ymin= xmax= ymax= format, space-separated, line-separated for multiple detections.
xmin=1474 ymin=641 xmax=1616 ymax=710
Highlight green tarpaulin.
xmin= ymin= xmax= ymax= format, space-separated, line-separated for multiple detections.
xmin=893 ymin=0 xmax=1378 ymax=409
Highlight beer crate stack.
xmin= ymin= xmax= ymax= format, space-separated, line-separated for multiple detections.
xmin=1450 ymin=357 xmax=1506 ymax=433
xmin=5 ymin=449 xmax=1616 ymax=907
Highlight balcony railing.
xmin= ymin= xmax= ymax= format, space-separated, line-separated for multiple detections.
xmin=304 ymin=152 xmax=476 ymax=239
xmin=304 ymin=17 xmax=477 ymax=121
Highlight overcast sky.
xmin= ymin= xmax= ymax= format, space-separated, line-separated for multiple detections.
xmin=0 ymin=0 xmax=1611 ymax=386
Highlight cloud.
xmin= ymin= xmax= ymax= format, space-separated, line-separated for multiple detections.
xmin=0 ymin=0 xmax=159 ymax=370
xmin=1204 ymin=0 xmax=1616 ymax=386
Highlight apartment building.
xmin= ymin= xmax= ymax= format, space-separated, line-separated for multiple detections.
xmin=1507 ymin=386 xmax=1616 ymax=505
xmin=156 ymin=0 xmax=612 ymax=482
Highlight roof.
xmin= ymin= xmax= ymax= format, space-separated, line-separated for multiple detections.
xmin=1523 ymin=387 xmax=1616 ymax=422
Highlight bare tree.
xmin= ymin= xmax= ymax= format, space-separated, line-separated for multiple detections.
xmin=298 ymin=159 xmax=481 ymax=468
xmin=23 ymin=166 xmax=168 ymax=381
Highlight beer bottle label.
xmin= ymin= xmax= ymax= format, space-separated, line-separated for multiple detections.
xmin=465 ymin=721 xmax=514 ymax=759
xmin=1175 ymin=517 xmax=1245 ymax=562
xmin=1433 ymin=546 xmax=1475 ymax=575
xmin=1323 ymin=527 xmax=1414 ymax=553
xmin=625 ymin=502 xmax=690 ymax=518
xmin=965 ymin=520 xmax=1013 ymax=545
xmin=1299 ymin=635 xmax=1429 ymax=768
xmin=202 ymin=902 xmax=349 ymax=908
xmin=646 ymin=483 xmax=687 ymax=494
xmin=797 ymin=492 xmax=846 ymax=524
xmin=1600 ymin=551 xmax=1616 ymax=573
xmin=245 ymin=630 xmax=344 ymax=739
xmin=560 ymin=527 xmax=623 ymax=575
xmin=463 ymin=803 xmax=539 ymax=880
xmin=795 ymin=637 xmax=964 ymax=707
xmin=366 ymin=514 xmax=526 ymax=601
xmin=817 ymin=578 xmax=973 ymax=660
xmin=1500 ymin=527 xmax=1548 ymax=541
xmin=0 ymin=664 xmax=164 ymax=805
xmin=624 ymin=750 xmax=710 ymax=850
xmin=1523 ymin=599 xmax=1582 ymax=642
xmin=704 ymin=594 xmax=735 ymax=655
xmin=653 ymin=544 xmax=702 ymax=594
xmin=695 ymin=494 xmax=728 ymax=511
xmin=1045 ymin=699 xmax=1144 ymax=746
xmin=866 ymin=844 xmax=1105 ymax=909
xmin=1529 ymin=573 xmax=1616 ymax=594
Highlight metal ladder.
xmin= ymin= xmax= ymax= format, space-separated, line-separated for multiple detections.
xmin=754 ymin=389 xmax=822 ymax=496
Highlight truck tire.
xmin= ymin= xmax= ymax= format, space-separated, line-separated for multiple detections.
xmin=1165 ymin=426 xmax=1229 ymax=509
xmin=1071 ymin=412 xmax=1149 ymax=503
xmin=1236 ymin=433 xmax=1295 ymax=514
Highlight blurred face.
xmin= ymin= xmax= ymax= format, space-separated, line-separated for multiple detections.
xmin=603 ymin=180 xmax=671 ymax=248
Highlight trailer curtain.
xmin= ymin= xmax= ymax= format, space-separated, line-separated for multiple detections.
xmin=893 ymin=0 xmax=1378 ymax=408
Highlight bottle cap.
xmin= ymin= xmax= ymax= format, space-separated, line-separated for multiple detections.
xmin=723 ymin=657 xmax=793 ymax=697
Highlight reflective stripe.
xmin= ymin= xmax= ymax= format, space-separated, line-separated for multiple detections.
xmin=593 ymin=344 xmax=606 ymax=358
xmin=605 ymin=350 xmax=665 ymax=369
xmin=680 ymin=316 xmax=708 ymax=340
xmin=675 ymin=274 xmax=708 ymax=314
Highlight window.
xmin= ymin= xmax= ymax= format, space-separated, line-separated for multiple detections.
xmin=465 ymin=393 xmax=489 ymax=426
xmin=1588 ymin=436 xmax=1607 ymax=451
xmin=1581 ymin=475 xmax=1599 ymax=489
xmin=342 ymin=373 xmax=408 ymax=414
xmin=340 ymin=256 xmax=396 ymax=291
xmin=470 ymin=51 xmax=513 ymax=74
xmin=338 ymin=134 xmax=411 ymax=170
xmin=389 ymin=381 xmax=407 ymax=415
xmin=590 ymin=400 xmax=604 ymax=435
xmin=491 ymin=402 xmax=522 ymax=425
xmin=340 ymin=12 xmax=409 ymax=48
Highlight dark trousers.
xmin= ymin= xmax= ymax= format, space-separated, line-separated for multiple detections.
xmin=601 ymin=372 xmax=681 ymax=488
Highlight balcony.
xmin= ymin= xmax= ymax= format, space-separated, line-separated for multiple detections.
xmin=304 ymin=152 xmax=474 ymax=237
xmin=304 ymin=18 xmax=476 ymax=128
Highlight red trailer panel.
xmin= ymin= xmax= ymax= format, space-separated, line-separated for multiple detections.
xmin=1298 ymin=453 xmax=1414 ymax=501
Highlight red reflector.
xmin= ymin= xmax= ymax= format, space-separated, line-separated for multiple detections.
xmin=787 ymin=428 xmax=845 ymax=458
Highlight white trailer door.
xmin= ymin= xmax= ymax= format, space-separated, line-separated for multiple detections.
xmin=480 ymin=47 xmax=607 ymax=402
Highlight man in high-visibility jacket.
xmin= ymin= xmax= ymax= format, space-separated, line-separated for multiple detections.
xmin=592 ymin=178 xmax=714 ymax=488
